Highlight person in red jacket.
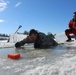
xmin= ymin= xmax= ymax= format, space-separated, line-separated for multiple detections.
xmin=65 ymin=12 xmax=76 ymax=42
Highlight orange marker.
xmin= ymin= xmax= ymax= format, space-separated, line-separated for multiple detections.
xmin=8 ymin=53 xmax=20 ymax=59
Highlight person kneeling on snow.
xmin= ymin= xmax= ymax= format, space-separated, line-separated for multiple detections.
xmin=15 ymin=29 xmax=58 ymax=48
xmin=65 ymin=12 xmax=76 ymax=42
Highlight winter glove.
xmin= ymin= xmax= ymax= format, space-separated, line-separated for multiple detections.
xmin=15 ymin=42 xmax=21 ymax=48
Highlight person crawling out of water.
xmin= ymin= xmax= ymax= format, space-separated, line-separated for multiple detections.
xmin=15 ymin=29 xmax=58 ymax=49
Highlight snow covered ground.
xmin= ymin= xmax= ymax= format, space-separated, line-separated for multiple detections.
xmin=0 ymin=33 xmax=27 ymax=48
xmin=0 ymin=33 xmax=76 ymax=75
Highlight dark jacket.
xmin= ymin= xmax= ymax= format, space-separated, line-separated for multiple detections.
xmin=15 ymin=32 xmax=58 ymax=48
xmin=34 ymin=32 xmax=58 ymax=48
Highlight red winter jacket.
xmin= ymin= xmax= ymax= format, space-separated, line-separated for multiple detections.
xmin=69 ymin=19 xmax=76 ymax=30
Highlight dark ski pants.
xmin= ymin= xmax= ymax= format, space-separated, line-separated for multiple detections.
xmin=65 ymin=29 xmax=76 ymax=39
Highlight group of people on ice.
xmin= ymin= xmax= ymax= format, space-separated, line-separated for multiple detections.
xmin=15 ymin=12 xmax=76 ymax=49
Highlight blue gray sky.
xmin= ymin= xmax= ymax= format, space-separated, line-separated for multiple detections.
xmin=0 ymin=0 xmax=76 ymax=34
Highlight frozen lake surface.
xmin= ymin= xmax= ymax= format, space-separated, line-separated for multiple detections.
xmin=0 ymin=33 xmax=76 ymax=75
xmin=0 ymin=43 xmax=76 ymax=75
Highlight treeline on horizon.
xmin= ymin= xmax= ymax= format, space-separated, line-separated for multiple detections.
xmin=0 ymin=33 xmax=9 ymax=37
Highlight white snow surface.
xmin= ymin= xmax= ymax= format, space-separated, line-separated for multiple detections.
xmin=9 ymin=33 xmax=27 ymax=43
xmin=55 ymin=32 xmax=67 ymax=43
xmin=0 ymin=33 xmax=76 ymax=75
xmin=0 ymin=33 xmax=27 ymax=48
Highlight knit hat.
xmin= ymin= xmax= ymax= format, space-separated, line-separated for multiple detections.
xmin=73 ymin=12 xmax=76 ymax=14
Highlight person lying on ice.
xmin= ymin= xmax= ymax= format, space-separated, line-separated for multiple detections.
xmin=15 ymin=29 xmax=58 ymax=49
xmin=65 ymin=12 xmax=76 ymax=42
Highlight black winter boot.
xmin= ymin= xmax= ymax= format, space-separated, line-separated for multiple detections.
xmin=66 ymin=36 xmax=71 ymax=42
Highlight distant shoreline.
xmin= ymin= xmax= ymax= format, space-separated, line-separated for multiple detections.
xmin=0 ymin=36 xmax=9 ymax=40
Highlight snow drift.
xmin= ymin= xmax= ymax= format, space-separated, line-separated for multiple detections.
xmin=9 ymin=33 xmax=27 ymax=43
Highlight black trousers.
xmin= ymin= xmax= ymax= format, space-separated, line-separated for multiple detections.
xmin=65 ymin=29 xmax=73 ymax=36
